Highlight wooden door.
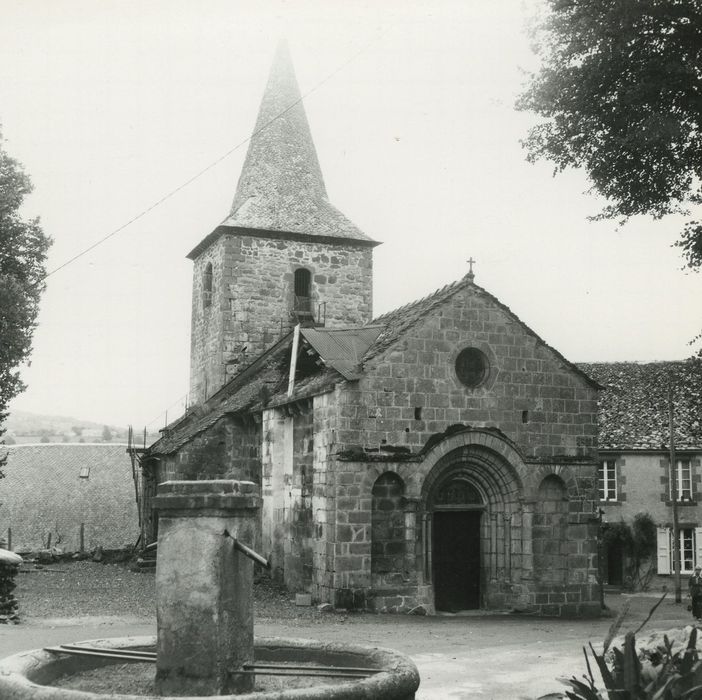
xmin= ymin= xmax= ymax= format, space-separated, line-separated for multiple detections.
xmin=433 ymin=510 xmax=481 ymax=611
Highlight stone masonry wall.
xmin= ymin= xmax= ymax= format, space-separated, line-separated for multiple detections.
xmin=260 ymin=402 xmax=315 ymax=591
xmin=190 ymin=237 xmax=228 ymax=405
xmin=189 ymin=233 xmax=373 ymax=404
xmin=316 ymin=285 xmax=599 ymax=613
xmin=310 ymin=389 xmax=343 ymax=603
xmin=158 ymin=416 xmax=261 ymax=485
xmin=371 ymin=472 xmax=406 ymax=588
xmin=334 ymin=285 xmax=598 ymax=460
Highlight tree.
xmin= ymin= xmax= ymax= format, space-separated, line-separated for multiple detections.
xmin=0 ymin=129 xmax=51 ymax=472
xmin=101 ymin=425 xmax=113 ymax=442
xmin=518 ymin=1 xmax=702 ymax=269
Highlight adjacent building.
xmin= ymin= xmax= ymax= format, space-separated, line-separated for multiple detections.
xmin=582 ymin=361 xmax=702 ymax=589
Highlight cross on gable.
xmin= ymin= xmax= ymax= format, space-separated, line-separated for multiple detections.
xmin=466 ymin=257 xmax=476 ymax=275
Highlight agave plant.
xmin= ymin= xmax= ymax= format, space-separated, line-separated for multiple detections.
xmin=551 ymin=595 xmax=702 ymax=699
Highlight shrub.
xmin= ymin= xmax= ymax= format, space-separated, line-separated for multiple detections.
xmin=553 ymin=595 xmax=702 ymax=699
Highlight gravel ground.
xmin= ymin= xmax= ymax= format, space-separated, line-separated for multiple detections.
xmin=14 ymin=560 xmax=335 ymax=624
xmin=7 ymin=561 xmax=700 ymax=700
xmin=12 ymin=559 xmax=693 ymax=631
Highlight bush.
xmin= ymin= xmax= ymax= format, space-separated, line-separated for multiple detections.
xmin=0 ymin=552 xmax=22 ymax=623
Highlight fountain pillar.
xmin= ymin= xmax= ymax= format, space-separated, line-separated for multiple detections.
xmin=153 ymin=480 xmax=259 ymax=696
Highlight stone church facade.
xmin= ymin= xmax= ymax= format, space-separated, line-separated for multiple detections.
xmin=143 ymin=44 xmax=601 ymax=616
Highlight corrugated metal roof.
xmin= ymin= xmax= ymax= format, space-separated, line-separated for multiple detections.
xmin=301 ymin=326 xmax=383 ymax=379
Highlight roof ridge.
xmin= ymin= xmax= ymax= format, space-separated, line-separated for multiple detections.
xmin=373 ymin=276 xmax=467 ymax=324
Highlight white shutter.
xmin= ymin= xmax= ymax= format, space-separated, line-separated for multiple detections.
xmin=657 ymin=527 xmax=671 ymax=575
xmin=695 ymin=528 xmax=702 ymax=569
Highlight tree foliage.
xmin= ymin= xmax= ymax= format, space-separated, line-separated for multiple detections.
xmin=518 ymin=0 xmax=702 ymax=269
xmin=600 ymin=514 xmax=658 ymax=591
xmin=0 ymin=129 xmax=51 ymax=463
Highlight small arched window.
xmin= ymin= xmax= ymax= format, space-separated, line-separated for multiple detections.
xmin=203 ymin=263 xmax=213 ymax=309
xmin=294 ymin=268 xmax=312 ymax=314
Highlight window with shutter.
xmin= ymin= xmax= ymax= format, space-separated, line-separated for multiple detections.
xmin=657 ymin=527 xmax=670 ymax=575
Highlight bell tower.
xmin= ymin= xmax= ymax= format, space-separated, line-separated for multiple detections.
xmin=188 ymin=43 xmax=379 ymax=405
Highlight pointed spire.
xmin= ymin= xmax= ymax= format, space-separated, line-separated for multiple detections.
xmin=231 ymin=41 xmax=327 ymax=213
xmin=221 ymin=41 xmax=374 ymax=243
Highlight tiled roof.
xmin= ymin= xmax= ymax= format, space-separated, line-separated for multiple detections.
xmin=578 ymin=360 xmax=702 ymax=450
xmin=187 ymin=42 xmax=375 ymax=261
xmin=365 ymin=275 xmax=599 ymax=389
xmin=0 ymin=444 xmax=138 ymax=552
xmin=366 ymin=278 xmax=469 ymax=361
xmin=150 ymin=344 xmax=290 ymax=455
xmin=149 ymin=330 xmax=345 ymax=456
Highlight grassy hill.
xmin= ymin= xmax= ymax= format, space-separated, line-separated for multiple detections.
xmin=2 ymin=410 xmax=159 ymax=445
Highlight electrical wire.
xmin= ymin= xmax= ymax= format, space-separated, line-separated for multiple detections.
xmin=43 ymin=34 xmax=381 ymax=281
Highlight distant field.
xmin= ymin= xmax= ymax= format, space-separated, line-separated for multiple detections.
xmin=3 ymin=410 xmax=159 ymax=445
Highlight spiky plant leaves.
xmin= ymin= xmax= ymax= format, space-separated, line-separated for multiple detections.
xmin=634 ymin=593 xmax=668 ymax=636
xmin=558 ymin=675 xmax=606 ymax=700
xmin=623 ymin=632 xmax=643 ymax=691
xmin=679 ymin=627 xmax=698 ymax=675
xmin=680 ymin=681 xmax=702 ymax=699
xmin=606 ymin=599 xmax=632 ymax=653
xmin=590 ymin=641 xmax=620 ymax=692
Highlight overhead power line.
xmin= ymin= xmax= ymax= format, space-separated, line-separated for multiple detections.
xmin=43 ymin=35 xmax=381 ymax=281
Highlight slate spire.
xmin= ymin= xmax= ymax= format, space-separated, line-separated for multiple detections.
xmin=231 ymin=41 xmax=327 ymax=212
xmin=221 ymin=41 xmax=373 ymax=243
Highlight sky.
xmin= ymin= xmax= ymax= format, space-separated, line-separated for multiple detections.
xmin=2 ymin=0 xmax=701 ymax=431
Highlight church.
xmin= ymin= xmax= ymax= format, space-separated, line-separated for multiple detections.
xmin=142 ymin=44 xmax=601 ymax=616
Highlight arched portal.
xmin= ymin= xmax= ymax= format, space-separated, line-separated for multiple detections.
xmin=421 ymin=438 xmax=524 ymax=613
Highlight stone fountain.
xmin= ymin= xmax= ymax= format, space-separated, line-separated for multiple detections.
xmin=0 ymin=480 xmax=420 ymax=699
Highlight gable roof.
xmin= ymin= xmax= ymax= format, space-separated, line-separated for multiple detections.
xmin=187 ymin=42 xmax=376 ymax=260
xmin=365 ymin=275 xmax=600 ymax=389
xmin=0 ymin=444 xmax=138 ymax=552
xmin=578 ymin=360 xmax=702 ymax=450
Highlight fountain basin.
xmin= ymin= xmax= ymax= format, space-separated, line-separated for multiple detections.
xmin=0 ymin=635 xmax=420 ymax=699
